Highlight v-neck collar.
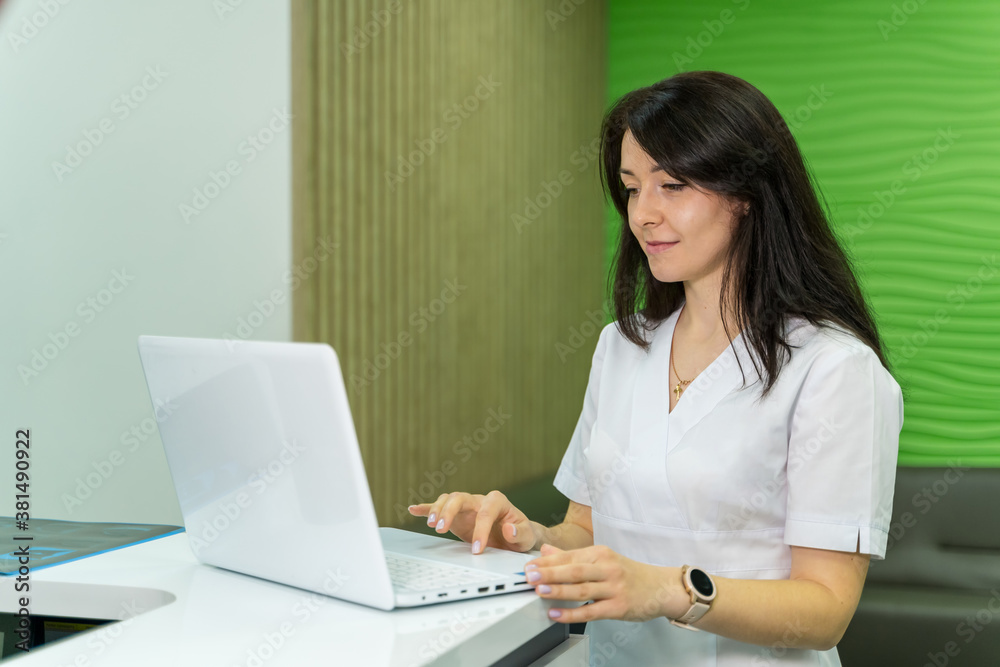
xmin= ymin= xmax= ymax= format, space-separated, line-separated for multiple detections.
xmin=629 ymin=304 xmax=755 ymax=454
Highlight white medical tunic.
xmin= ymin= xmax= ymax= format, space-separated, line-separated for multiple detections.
xmin=553 ymin=306 xmax=904 ymax=666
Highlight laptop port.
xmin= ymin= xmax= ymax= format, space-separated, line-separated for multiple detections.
xmin=495 ymin=584 xmax=505 ymax=591
xmin=438 ymin=593 xmax=447 ymax=598
xmin=460 ymin=589 xmax=467 ymax=594
xmin=478 ymin=587 xmax=489 ymax=593
xmin=514 ymin=581 xmax=526 ymax=586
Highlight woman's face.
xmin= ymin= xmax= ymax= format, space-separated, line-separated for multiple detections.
xmin=620 ymin=129 xmax=740 ymax=286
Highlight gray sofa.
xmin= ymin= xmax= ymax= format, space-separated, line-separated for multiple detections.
xmin=838 ymin=466 xmax=1000 ymax=665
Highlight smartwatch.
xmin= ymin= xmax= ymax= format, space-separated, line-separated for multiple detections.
xmin=669 ymin=565 xmax=717 ymax=631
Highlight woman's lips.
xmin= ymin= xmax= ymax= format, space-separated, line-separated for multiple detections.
xmin=647 ymin=241 xmax=678 ymax=255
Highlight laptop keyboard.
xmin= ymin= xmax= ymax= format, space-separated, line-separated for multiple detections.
xmin=385 ymin=552 xmax=504 ymax=592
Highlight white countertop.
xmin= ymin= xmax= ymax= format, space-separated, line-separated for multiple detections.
xmin=5 ymin=534 xmax=572 ymax=666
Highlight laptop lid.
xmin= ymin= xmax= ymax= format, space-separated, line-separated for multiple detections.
xmin=137 ymin=335 xmax=397 ymax=610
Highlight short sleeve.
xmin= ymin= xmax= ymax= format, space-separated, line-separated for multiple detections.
xmin=784 ymin=340 xmax=904 ymax=560
xmin=552 ymin=323 xmax=613 ymax=507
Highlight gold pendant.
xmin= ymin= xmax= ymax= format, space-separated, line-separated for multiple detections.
xmin=674 ymin=380 xmax=690 ymax=402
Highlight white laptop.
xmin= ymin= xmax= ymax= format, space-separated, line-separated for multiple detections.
xmin=136 ymin=335 xmax=536 ymax=610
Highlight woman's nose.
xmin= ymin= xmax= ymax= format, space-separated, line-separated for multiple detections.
xmin=631 ymin=188 xmax=662 ymax=226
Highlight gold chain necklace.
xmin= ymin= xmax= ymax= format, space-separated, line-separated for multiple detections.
xmin=670 ymin=305 xmax=692 ymax=402
xmin=670 ymin=342 xmax=692 ymax=402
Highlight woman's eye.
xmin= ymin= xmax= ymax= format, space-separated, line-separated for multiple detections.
xmin=624 ymin=183 xmax=683 ymax=197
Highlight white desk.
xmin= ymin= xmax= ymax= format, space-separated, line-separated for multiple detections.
xmin=4 ymin=534 xmax=589 ymax=666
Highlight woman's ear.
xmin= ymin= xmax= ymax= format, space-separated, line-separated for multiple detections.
xmin=729 ymin=198 xmax=749 ymax=222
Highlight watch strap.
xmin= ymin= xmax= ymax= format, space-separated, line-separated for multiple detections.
xmin=669 ymin=600 xmax=711 ymax=630
xmin=669 ymin=565 xmax=714 ymax=631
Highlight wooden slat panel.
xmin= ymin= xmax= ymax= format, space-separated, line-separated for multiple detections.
xmin=292 ymin=0 xmax=609 ymax=526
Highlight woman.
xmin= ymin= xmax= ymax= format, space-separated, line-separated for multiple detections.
xmin=409 ymin=70 xmax=903 ymax=665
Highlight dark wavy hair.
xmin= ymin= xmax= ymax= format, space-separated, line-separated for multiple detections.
xmin=599 ymin=71 xmax=893 ymax=399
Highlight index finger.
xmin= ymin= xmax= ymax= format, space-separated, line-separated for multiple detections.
xmin=407 ymin=503 xmax=430 ymax=517
xmin=471 ymin=492 xmax=505 ymax=554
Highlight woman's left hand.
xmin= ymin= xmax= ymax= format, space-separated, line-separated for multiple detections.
xmin=524 ymin=543 xmax=679 ymax=623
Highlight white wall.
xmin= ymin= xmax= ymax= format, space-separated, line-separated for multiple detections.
xmin=0 ymin=0 xmax=291 ymax=525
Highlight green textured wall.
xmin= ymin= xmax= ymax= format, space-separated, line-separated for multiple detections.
xmin=608 ymin=0 xmax=1000 ymax=466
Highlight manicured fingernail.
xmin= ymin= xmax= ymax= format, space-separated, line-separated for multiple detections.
xmin=527 ymin=571 xmax=540 ymax=582
xmin=436 ymin=518 xmax=444 ymax=530
xmin=428 ymin=513 xmax=435 ymax=523
xmin=525 ymin=564 xmax=537 ymax=571
xmin=473 ymin=540 xmax=481 ymax=553
xmin=548 ymin=608 xmax=561 ymax=618
xmin=537 ymin=584 xmax=551 ymax=594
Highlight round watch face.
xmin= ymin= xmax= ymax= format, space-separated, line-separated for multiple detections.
xmin=690 ymin=568 xmax=714 ymax=597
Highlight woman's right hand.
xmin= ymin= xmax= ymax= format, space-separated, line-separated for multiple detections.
xmin=407 ymin=490 xmax=538 ymax=554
